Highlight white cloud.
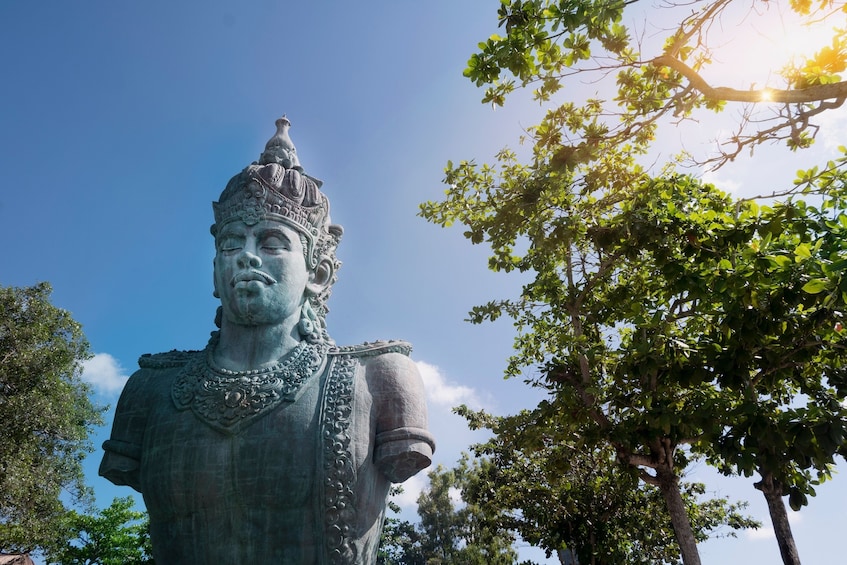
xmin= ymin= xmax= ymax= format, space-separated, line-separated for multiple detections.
xmin=747 ymin=525 xmax=774 ymax=541
xmin=815 ymin=108 xmax=847 ymax=151
xmin=745 ymin=510 xmax=803 ymax=541
xmin=416 ymin=360 xmax=481 ymax=409
xmin=81 ymin=353 xmax=129 ymax=396
xmin=394 ymin=473 xmax=426 ymax=509
xmin=701 ymin=168 xmax=741 ymax=194
xmin=448 ymin=486 xmax=463 ymax=507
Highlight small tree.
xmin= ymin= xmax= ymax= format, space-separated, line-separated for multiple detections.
xmin=378 ymin=459 xmax=520 ymax=565
xmin=44 ymin=497 xmax=153 ymax=565
xmin=0 ymin=282 xmax=104 ymax=555
xmin=378 ymin=487 xmax=424 ymax=565
xmin=459 ymin=407 xmax=759 ymax=565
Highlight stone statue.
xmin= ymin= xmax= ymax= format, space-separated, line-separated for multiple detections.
xmin=99 ymin=117 xmax=435 ymax=564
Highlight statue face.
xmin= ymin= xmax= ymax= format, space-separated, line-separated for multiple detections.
xmin=213 ymin=219 xmax=310 ymax=328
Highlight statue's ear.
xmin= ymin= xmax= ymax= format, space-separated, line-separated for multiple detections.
xmin=212 ymin=258 xmax=220 ymax=298
xmin=306 ymin=257 xmax=333 ymax=296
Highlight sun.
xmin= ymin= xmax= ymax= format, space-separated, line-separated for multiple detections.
xmin=694 ymin=1 xmax=842 ymax=90
xmin=772 ymin=12 xmax=844 ymax=85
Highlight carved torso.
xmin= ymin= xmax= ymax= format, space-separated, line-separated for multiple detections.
xmin=142 ymin=351 xmax=324 ymax=563
xmin=100 ymin=340 xmax=434 ymax=565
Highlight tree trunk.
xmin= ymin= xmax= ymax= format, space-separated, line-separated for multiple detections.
xmin=655 ymin=466 xmax=702 ymax=565
xmin=557 ymin=548 xmax=579 ymax=565
xmin=756 ymin=471 xmax=802 ymax=565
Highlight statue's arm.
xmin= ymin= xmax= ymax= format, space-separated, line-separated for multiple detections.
xmin=99 ymin=368 xmax=151 ymax=492
xmin=368 ymin=352 xmax=435 ymax=483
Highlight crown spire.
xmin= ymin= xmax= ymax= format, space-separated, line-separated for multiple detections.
xmin=259 ymin=116 xmax=302 ymax=171
xmin=211 ymin=117 xmax=341 ymax=270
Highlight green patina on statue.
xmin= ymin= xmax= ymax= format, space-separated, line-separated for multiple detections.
xmin=99 ymin=118 xmax=435 ymax=564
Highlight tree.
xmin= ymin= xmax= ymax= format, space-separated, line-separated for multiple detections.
xmin=584 ymin=170 xmax=847 ymax=564
xmin=421 ymin=2 xmax=847 ymax=563
xmin=378 ymin=487 xmax=424 ymax=565
xmin=467 ymin=0 xmax=847 ymax=168
xmin=378 ymin=458 xmax=521 ymax=565
xmin=44 ymin=497 xmax=153 ymax=565
xmin=682 ymin=175 xmax=847 ymax=564
xmin=423 ymin=168 xmax=847 ymax=564
xmin=458 ymin=407 xmax=759 ymax=565
xmin=0 ymin=283 xmax=104 ymax=554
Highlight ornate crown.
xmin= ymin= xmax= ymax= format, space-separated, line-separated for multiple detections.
xmin=212 ymin=117 xmax=342 ymax=269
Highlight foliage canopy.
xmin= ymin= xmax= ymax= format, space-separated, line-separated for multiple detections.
xmin=44 ymin=497 xmax=153 ymax=565
xmin=467 ymin=0 xmax=847 ymax=167
xmin=378 ymin=460 xmax=521 ymax=565
xmin=0 ymin=283 xmax=104 ymax=554
xmin=459 ymin=407 xmax=759 ymax=565
xmin=421 ymin=1 xmax=847 ymax=563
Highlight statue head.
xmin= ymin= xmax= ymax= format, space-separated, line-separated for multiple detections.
xmin=211 ymin=117 xmax=343 ymax=345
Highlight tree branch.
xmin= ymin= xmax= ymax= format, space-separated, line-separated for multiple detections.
xmin=653 ymin=54 xmax=847 ymax=104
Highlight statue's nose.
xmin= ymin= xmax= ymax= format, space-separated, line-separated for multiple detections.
xmin=237 ymin=250 xmax=262 ymax=269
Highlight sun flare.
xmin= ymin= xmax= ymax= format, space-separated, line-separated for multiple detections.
xmin=695 ymin=1 xmax=843 ymax=89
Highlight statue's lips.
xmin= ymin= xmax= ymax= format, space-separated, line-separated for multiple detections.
xmin=231 ymin=270 xmax=278 ymax=287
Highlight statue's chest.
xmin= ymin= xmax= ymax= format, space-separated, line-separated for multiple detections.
xmin=141 ymin=372 xmax=323 ymax=516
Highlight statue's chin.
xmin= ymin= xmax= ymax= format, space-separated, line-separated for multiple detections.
xmin=221 ymin=302 xmax=262 ymax=326
xmin=222 ymin=303 xmax=293 ymax=329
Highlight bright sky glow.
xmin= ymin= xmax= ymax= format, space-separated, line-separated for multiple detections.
xmin=746 ymin=8 xmax=836 ymax=79
xmin=641 ymin=1 xmax=841 ymax=89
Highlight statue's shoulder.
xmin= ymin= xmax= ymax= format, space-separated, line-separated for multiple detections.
xmin=330 ymin=340 xmax=421 ymax=388
xmin=329 ymin=340 xmax=412 ymax=359
xmin=138 ymin=349 xmax=203 ymax=370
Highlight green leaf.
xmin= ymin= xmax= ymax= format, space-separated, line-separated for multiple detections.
xmin=795 ymin=243 xmax=812 ymax=261
xmin=802 ymin=279 xmax=831 ymax=294
xmin=768 ymin=255 xmax=793 ymax=269
xmin=788 ymin=489 xmax=808 ymax=511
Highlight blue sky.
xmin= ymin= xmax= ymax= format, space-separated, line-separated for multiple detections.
xmin=1 ymin=2 xmax=845 ymax=564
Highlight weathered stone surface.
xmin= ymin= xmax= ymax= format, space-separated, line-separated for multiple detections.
xmin=100 ymin=118 xmax=434 ymax=565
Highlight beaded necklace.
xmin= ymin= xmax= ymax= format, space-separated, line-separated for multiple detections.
xmin=172 ymin=333 xmax=326 ymax=433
